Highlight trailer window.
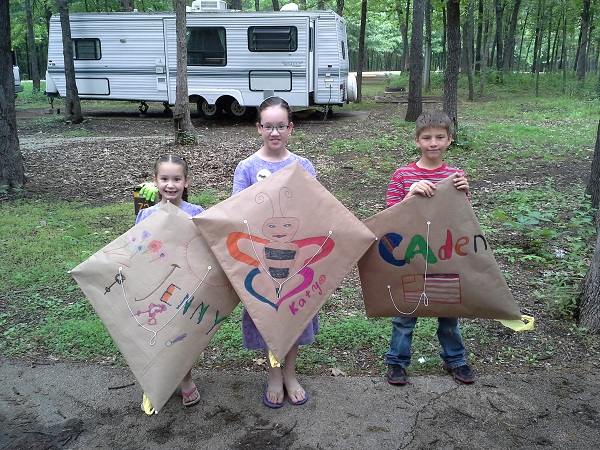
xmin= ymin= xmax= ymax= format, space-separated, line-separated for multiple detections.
xmin=72 ymin=39 xmax=101 ymax=60
xmin=187 ymin=27 xmax=226 ymax=66
xmin=248 ymin=27 xmax=297 ymax=52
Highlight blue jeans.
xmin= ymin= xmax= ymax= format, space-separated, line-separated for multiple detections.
xmin=385 ymin=317 xmax=467 ymax=369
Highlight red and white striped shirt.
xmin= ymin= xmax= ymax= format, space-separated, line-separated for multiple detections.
xmin=386 ymin=162 xmax=467 ymax=207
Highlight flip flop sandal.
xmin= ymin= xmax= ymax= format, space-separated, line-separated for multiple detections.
xmin=286 ymin=388 xmax=308 ymax=405
xmin=182 ymin=386 xmax=201 ymax=407
xmin=263 ymin=383 xmax=284 ymax=408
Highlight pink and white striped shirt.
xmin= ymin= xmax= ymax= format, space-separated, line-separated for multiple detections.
xmin=386 ymin=162 xmax=467 ymax=207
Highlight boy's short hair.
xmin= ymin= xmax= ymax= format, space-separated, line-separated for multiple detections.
xmin=415 ymin=111 xmax=454 ymax=138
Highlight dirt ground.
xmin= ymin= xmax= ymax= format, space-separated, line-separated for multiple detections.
xmin=2 ymin=101 xmax=600 ymax=449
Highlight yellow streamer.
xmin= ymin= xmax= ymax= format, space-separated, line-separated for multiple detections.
xmin=141 ymin=392 xmax=157 ymax=415
xmin=497 ymin=314 xmax=535 ymax=331
xmin=269 ymin=350 xmax=281 ymax=368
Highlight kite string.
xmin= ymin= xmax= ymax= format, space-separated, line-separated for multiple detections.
xmin=119 ymin=265 xmax=212 ymax=345
xmin=387 ymin=220 xmax=431 ymax=315
xmin=243 ymin=219 xmax=333 ymax=299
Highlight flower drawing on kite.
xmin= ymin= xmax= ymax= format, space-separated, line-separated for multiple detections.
xmin=226 ymin=187 xmax=335 ymax=311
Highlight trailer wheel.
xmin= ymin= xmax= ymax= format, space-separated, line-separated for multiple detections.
xmin=225 ymin=98 xmax=252 ymax=120
xmin=197 ymin=98 xmax=221 ymax=120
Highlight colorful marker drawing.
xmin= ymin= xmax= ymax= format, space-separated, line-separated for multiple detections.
xmin=226 ymin=188 xmax=334 ymax=310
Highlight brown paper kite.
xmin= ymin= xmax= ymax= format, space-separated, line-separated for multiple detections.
xmin=70 ymin=202 xmax=240 ymax=412
xmin=358 ymin=176 xmax=524 ymax=321
xmin=193 ymin=162 xmax=377 ymax=363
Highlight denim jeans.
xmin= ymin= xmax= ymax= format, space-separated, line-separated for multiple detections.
xmin=385 ymin=316 xmax=467 ymax=369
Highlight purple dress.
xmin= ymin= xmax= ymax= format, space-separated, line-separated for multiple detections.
xmin=135 ymin=201 xmax=204 ymax=225
xmin=233 ymin=152 xmax=319 ymax=350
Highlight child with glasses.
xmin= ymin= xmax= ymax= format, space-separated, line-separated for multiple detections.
xmin=232 ymin=96 xmax=316 ymax=408
xmin=385 ymin=110 xmax=476 ymax=386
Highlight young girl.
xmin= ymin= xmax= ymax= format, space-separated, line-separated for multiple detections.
xmin=232 ymin=96 xmax=316 ymax=408
xmin=136 ymin=153 xmax=204 ymax=407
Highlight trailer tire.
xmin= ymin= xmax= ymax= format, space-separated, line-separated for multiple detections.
xmin=347 ymin=72 xmax=357 ymax=103
xmin=225 ymin=98 xmax=252 ymax=120
xmin=197 ymin=98 xmax=221 ymax=120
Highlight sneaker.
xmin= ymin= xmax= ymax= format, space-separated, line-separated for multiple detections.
xmin=387 ymin=364 xmax=408 ymax=385
xmin=443 ymin=363 xmax=476 ymax=384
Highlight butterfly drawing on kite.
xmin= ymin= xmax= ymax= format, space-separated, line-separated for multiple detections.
xmin=226 ymin=187 xmax=335 ymax=310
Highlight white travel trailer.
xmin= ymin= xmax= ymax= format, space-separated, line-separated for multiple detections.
xmin=45 ymin=1 xmax=355 ymax=119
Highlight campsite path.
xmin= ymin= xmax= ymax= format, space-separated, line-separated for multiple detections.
xmin=1 ymin=359 xmax=599 ymax=449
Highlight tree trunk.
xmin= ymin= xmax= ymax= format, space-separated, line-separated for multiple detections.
xmin=517 ymin=10 xmax=529 ymax=72
xmin=444 ymin=0 xmax=460 ymax=133
xmin=395 ymin=0 xmax=410 ymax=72
xmin=336 ymin=0 xmax=344 ymax=16
xmin=466 ymin=0 xmax=475 ymax=101
xmin=121 ymin=0 xmax=134 ymax=11
xmin=533 ymin=0 xmax=544 ymax=96
xmin=272 ymin=0 xmax=280 ymax=11
xmin=356 ymin=0 xmax=368 ymax=103
xmin=478 ymin=3 xmax=493 ymax=96
xmin=173 ymin=0 xmax=195 ymax=145
xmin=576 ymin=0 xmax=590 ymax=81
xmin=0 ymin=0 xmax=26 ymax=193
xmin=57 ymin=0 xmax=83 ymax=124
xmin=586 ymin=120 xmax=600 ymax=208
xmin=255 ymin=0 xmax=260 ymax=11
xmin=561 ymin=7 xmax=567 ymax=92
xmin=231 ymin=0 xmax=243 ymax=10
xmin=423 ymin=0 xmax=431 ymax=90
xmin=475 ymin=0 xmax=483 ymax=73
xmin=25 ymin=0 xmax=41 ymax=91
xmin=578 ymin=219 xmax=600 ymax=333
xmin=405 ymin=0 xmax=425 ymax=122
xmin=493 ymin=0 xmax=504 ymax=71
xmin=317 ymin=1 xmax=325 ymax=9
xmin=502 ymin=0 xmax=521 ymax=72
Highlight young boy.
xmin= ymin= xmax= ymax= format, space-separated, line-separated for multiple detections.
xmin=385 ymin=110 xmax=476 ymax=385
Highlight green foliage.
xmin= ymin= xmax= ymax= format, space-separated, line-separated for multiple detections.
xmin=486 ymin=187 xmax=595 ymax=320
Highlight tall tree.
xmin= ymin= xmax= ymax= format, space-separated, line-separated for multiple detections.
xmin=25 ymin=0 xmax=41 ymax=91
xmin=405 ymin=0 xmax=425 ymax=122
xmin=121 ymin=0 xmax=134 ymax=11
xmin=578 ymin=121 xmax=600 ymax=333
xmin=502 ymin=0 xmax=522 ymax=72
xmin=231 ymin=0 xmax=242 ymax=10
xmin=475 ymin=0 xmax=483 ymax=73
xmin=443 ymin=0 xmax=460 ymax=132
xmin=576 ymin=0 xmax=591 ymax=81
xmin=337 ymin=0 xmax=345 ymax=16
xmin=533 ymin=0 xmax=544 ymax=96
xmin=356 ymin=0 xmax=368 ymax=102
xmin=0 ymin=0 xmax=25 ymax=193
xmin=272 ymin=0 xmax=280 ymax=11
xmin=173 ymin=0 xmax=195 ymax=144
xmin=423 ymin=0 xmax=431 ymax=91
xmin=57 ymin=0 xmax=83 ymax=124
xmin=465 ymin=0 xmax=475 ymax=101
xmin=587 ymin=120 xmax=600 ymax=209
xmin=493 ymin=0 xmax=504 ymax=71
xmin=395 ymin=0 xmax=410 ymax=72
xmin=478 ymin=1 xmax=493 ymax=96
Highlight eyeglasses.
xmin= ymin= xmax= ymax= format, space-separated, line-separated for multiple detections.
xmin=260 ymin=124 xmax=290 ymax=133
